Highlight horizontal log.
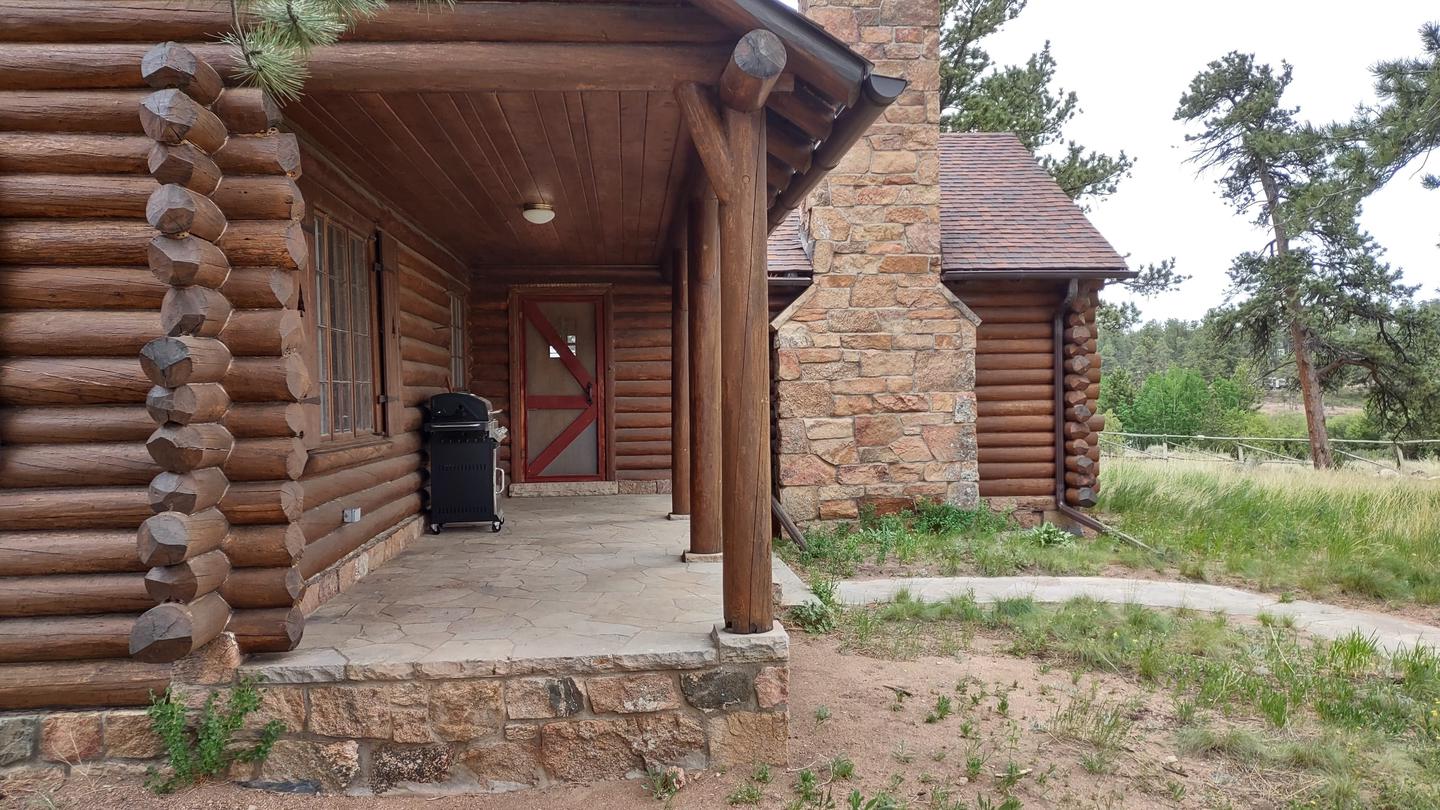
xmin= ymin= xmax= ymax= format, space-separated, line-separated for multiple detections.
xmin=975 ymin=384 xmax=1054 ymax=402
xmin=141 ymin=335 xmax=232 ymax=387
xmin=220 ymin=308 xmax=303 ymax=356
xmin=965 ymin=305 xmax=1056 ymax=324
xmin=149 ymin=232 xmax=230 ymax=287
xmin=616 ymin=440 xmax=672 ymax=456
xmin=1063 ymin=340 xmax=1098 ymax=357
xmin=142 ymin=41 xmax=223 ymax=103
xmin=615 ymin=360 xmax=671 ymax=382
xmin=616 ymin=427 xmax=671 ymax=443
xmin=0 ymin=614 xmax=135 ymax=664
xmin=398 ymin=309 xmax=447 ymax=343
xmin=138 ymin=507 xmax=228 ymax=567
xmin=212 ymin=88 xmax=280 ymax=135
xmin=129 ymin=590 xmax=230 ymax=663
xmin=1064 ymin=389 xmax=1088 ymax=407
xmin=0 ymin=358 xmax=148 ymax=406
xmin=0 ymin=572 xmax=152 ymax=617
xmin=0 ymin=310 xmax=156 ymax=356
xmin=0 ymin=530 xmax=142 ymax=576
xmin=220 ymin=266 xmax=297 ymax=309
xmin=976 ymin=431 xmax=1055 ymax=448
xmin=147 ymin=184 xmax=227 ymax=241
xmin=978 ymin=479 xmax=1056 ymax=497
xmin=0 ymin=173 xmax=153 ymax=218
xmin=401 ymin=335 xmax=451 ymax=368
xmin=162 ymin=285 xmax=232 ymax=337
xmin=220 ymin=565 xmax=302 ymax=609
xmin=614 ymin=411 xmax=670 ymax=429
xmin=976 ymin=400 xmax=1053 ymax=417
xmin=0 ymin=266 xmax=165 ymax=310
xmin=218 ymin=220 xmax=307 ymax=270
xmin=221 ymin=480 xmax=303 ymax=525
xmin=1065 ymin=455 xmax=1097 ymax=475
xmin=1063 ymin=422 xmax=1090 ymax=440
xmin=0 ymin=486 xmax=151 ymax=531
xmin=616 ymin=396 xmax=669 ymax=413
xmin=978 ymin=446 xmax=1054 ymax=463
xmin=0 ymin=219 xmax=152 ymax=266
xmin=224 ymin=437 xmax=307 ymax=481
xmin=402 ymin=359 xmax=452 ymax=389
xmin=976 ymin=322 xmax=1051 ymax=340
xmin=1088 ymin=414 xmax=1106 ymax=432
xmin=1065 ymin=438 xmax=1091 ymax=455
xmin=976 ymin=338 xmax=1052 ymax=354
xmin=212 ymin=175 xmax=303 ymax=221
xmin=975 ymin=368 xmax=1053 ymax=386
xmin=1066 ymin=487 xmax=1098 ymax=508
xmin=226 ymin=401 xmax=306 ymax=439
xmin=0 ymin=132 xmax=150 ymax=173
xmin=148 ymin=467 xmax=228 ymax=514
xmin=144 ymin=548 xmax=229 ymax=602
xmin=149 ymin=141 xmax=221 ymax=193
xmin=976 ymin=415 xmax=1054 ymax=433
xmin=1064 ymin=471 xmax=1097 ymax=489
xmin=974 ymin=352 xmax=1052 ymax=371
xmin=147 ymin=382 xmax=231 ymax=425
xmin=615 ymin=455 xmax=671 ymax=470
xmin=224 ymin=354 xmax=310 ymax=402
xmin=947 ymin=289 xmax=1061 ymax=308
xmin=298 ymin=493 xmax=420 ymax=578
xmin=229 ymin=605 xmax=303 ymax=654
xmin=0 ymin=657 xmax=170 ymax=710
xmin=0 ymin=441 xmax=155 ymax=488
xmin=213 ymin=133 xmax=301 ymax=176
xmin=400 ymin=287 xmax=452 ymax=329
xmin=301 ymin=471 xmax=422 ymax=542
xmin=0 ymin=405 xmax=152 ymax=445
xmin=147 ymin=422 xmax=234 ymax=472
xmin=402 ymin=384 xmax=446 ymax=408
xmin=978 ymin=462 xmax=1055 ymax=480
xmin=615 ymin=380 xmax=670 ymax=398
xmin=1064 ymin=355 xmax=1092 ymax=374
xmin=303 ymin=452 xmax=420 ymax=507
xmin=0 ymin=89 xmax=147 ymax=134
xmin=140 ymin=88 xmax=226 ymax=153
xmin=224 ymin=522 xmax=304 ymax=568
xmin=1065 ymin=403 xmax=1094 ymax=423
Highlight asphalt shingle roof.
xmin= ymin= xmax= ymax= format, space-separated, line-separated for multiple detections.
xmin=767 ymin=210 xmax=813 ymax=277
xmin=940 ymin=132 xmax=1128 ymax=273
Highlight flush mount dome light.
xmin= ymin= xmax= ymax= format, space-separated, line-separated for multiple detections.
xmin=522 ymin=203 xmax=555 ymax=225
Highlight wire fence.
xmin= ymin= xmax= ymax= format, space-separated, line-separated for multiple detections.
xmin=1098 ymin=431 xmax=1440 ymax=478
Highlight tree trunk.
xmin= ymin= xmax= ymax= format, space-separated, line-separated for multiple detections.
xmin=1260 ymin=169 xmax=1332 ymax=469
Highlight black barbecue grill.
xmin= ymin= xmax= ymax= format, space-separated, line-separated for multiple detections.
xmin=423 ymin=392 xmax=506 ymax=533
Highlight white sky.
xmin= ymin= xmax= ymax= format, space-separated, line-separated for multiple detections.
xmin=980 ymin=0 xmax=1440 ymax=320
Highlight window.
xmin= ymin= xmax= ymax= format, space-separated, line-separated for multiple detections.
xmin=449 ymin=291 xmax=466 ymax=389
xmin=312 ymin=212 xmax=379 ymax=440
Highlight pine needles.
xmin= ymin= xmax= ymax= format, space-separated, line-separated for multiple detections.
xmin=224 ymin=0 xmax=455 ymax=101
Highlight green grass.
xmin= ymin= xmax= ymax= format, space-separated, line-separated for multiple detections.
xmin=834 ymin=593 xmax=1440 ymax=808
xmin=778 ymin=499 xmax=1116 ymax=582
xmin=1098 ymin=459 xmax=1440 ymax=606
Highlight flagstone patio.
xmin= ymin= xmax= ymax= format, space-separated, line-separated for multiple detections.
xmin=245 ymin=495 xmax=807 ymax=681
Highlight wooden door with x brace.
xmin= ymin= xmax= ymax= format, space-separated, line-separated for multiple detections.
xmin=510 ymin=291 xmax=609 ymax=482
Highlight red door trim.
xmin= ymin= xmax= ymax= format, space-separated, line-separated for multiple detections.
xmin=513 ymin=292 xmax=608 ymax=483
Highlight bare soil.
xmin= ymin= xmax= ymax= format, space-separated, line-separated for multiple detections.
xmin=11 ymin=634 xmax=1281 ymax=810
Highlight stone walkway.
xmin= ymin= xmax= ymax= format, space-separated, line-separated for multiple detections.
xmin=248 ymin=495 xmax=794 ymax=682
xmin=832 ymin=575 xmax=1440 ymax=653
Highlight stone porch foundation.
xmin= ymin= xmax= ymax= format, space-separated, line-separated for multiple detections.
xmin=233 ymin=622 xmax=789 ymax=794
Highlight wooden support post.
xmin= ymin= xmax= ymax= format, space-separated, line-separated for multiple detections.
xmin=687 ymin=184 xmax=723 ymax=557
xmin=669 ymin=217 xmax=692 ymax=520
xmin=717 ymin=104 xmax=772 ymax=634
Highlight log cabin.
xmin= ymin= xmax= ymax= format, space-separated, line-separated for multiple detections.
xmin=0 ymin=0 xmax=1129 ymax=792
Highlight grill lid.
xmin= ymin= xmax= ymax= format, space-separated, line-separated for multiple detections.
xmin=426 ymin=392 xmax=493 ymax=424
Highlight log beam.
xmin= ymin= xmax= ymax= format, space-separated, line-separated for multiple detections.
xmin=129 ymin=591 xmax=230 ymax=663
xmin=719 ymin=29 xmax=787 ymax=112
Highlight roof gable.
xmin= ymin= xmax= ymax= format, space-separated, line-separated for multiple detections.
xmin=939 ymin=132 xmax=1128 ymax=274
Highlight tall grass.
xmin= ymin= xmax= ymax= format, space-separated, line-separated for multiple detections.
xmin=1099 ymin=459 xmax=1440 ymax=604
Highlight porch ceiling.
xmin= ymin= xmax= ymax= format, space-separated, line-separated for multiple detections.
xmin=286 ymin=90 xmax=690 ymax=268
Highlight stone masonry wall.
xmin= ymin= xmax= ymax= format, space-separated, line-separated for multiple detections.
xmin=775 ymin=0 xmax=979 ymax=523
xmin=0 ymin=629 xmax=789 ymax=798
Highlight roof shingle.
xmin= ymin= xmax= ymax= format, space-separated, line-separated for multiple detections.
xmin=940 ymin=132 xmax=1128 ymax=273
xmin=766 ymin=210 xmax=813 ymax=277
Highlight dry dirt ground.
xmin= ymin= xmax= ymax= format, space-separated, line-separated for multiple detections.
xmin=12 ymin=634 xmax=1265 ymax=810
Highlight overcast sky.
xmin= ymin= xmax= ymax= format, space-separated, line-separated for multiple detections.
xmin=980 ymin=0 xmax=1439 ymax=321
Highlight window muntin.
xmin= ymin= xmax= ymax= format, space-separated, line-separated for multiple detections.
xmin=312 ymin=212 xmax=379 ymax=441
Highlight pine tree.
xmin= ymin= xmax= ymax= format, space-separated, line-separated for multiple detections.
xmin=938 ymin=0 xmax=1132 ymax=206
xmin=1176 ymin=53 xmax=1418 ymax=468
xmin=1356 ymin=22 xmax=1440 ymax=193
xmin=224 ymin=0 xmax=453 ymax=101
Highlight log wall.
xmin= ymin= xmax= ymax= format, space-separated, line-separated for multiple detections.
xmin=1061 ymin=280 xmax=1103 ymax=508
xmin=468 ymin=276 xmax=674 ymax=492
xmin=290 ymin=133 xmax=469 ymax=609
xmin=946 ymin=278 xmax=1064 ymax=511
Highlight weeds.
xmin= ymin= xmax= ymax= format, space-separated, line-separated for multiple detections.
xmin=145 ymin=679 xmax=283 ymax=794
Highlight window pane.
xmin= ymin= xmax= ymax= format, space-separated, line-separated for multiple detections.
xmin=333 ymin=381 xmax=351 ymax=435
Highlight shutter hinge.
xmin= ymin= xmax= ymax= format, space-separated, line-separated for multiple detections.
xmin=373 ymin=261 xmax=385 ymax=275
xmin=377 ymin=394 xmax=390 ymax=404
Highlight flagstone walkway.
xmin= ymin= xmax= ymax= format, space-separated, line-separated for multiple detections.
xmin=819 ymin=575 xmax=1440 ymax=653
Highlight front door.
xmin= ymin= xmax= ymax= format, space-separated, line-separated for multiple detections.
xmin=515 ymin=294 xmax=607 ymax=482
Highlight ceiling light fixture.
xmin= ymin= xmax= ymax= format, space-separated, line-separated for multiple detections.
xmin=522 ymin=203 xmax=555 ymax=225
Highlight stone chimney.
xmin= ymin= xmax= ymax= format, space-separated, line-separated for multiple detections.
xmin=773 ymin=0 xmax=979 ymax=522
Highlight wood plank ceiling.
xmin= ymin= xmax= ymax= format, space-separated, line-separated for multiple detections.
xmin=285 ymin=89 xmax=690 ymax=268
